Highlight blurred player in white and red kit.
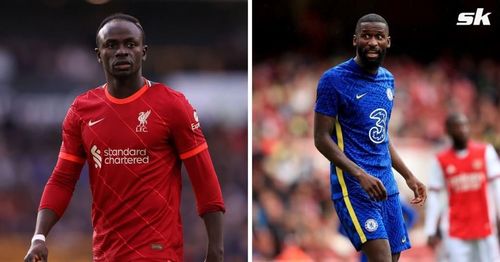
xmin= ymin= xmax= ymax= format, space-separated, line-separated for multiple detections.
xmin=425 ymin=112 xmax=500 ymax=262
xmin=24 ymin=13 xmax=225 ymax=262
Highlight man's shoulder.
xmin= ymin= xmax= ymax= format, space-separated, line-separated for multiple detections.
xmin=468 ymin=141 xmax=488 ymax=153
xmin=436 ymin=148 xmax=452 ymax=160
xmin=319 ymin=60 xmax=353 ymax=89
xmin=71 ymin=85 xmax=106 ymax=107
xmin=149 ymin=82 xmax=189 ymax=104
xmin=377 ymin=66 xmax=394 ymax=80
xmin=324 ymin=59 xmax=353 ymax=77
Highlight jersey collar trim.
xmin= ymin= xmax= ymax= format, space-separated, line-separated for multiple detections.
xmin=104 ymin=78 xmax=151 ymax=104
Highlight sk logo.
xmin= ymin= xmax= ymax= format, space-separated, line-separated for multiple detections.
xmin=457 ymin=8 xmax=492 ymax=26
xmin=136 ymin=110 xmax=151 ymax=133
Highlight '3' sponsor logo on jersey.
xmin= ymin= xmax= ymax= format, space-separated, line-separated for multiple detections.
xmin=369 ymin=108 xmax=387 ymax=144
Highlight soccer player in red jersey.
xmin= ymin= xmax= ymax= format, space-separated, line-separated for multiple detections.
xmin=24 ymin=13 xmax=225 ymax=262
xmin=425 ymin=112 xmax=500 ymax=262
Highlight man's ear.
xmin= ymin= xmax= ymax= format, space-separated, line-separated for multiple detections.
xmin=95 ymin=48 xmax=101 ymax=63
xmin=352 ymin=34 xmax=357 ymax=47
xmin=387 ymin=36 xmax=391 ymax=48
xmin=142 ymin=45 xmax=148 ymax=61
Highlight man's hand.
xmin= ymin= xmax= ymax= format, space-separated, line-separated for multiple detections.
xmin=24 ymin=240 xmax=48 ymax=262
xmin=205 ymin=244 xmax=224 ymax=262
xmin=202 ymin=211 xmax=224 ymax=262
xmin=427 ymin=235 xmax=440 ymax=249
xmin=357 ymin=172 xmax=387 ymax=201
xmin=406 ymin=176 xmax=427 ymax=206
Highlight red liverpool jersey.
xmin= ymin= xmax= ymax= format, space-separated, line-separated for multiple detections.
xmin=40 ymin=79 xmax=225 ymax=261
xmin=437 ymin=142 xmax=490 ymax=239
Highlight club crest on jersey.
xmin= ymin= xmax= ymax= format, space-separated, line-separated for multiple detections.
xmin=446 ymin=165 xmax=457 ymax=175
xmin=191 ymin=110 xmax=200 ymax=131
xmin=365 ymin=219 xmax=378 ymax=232
xmin=473 ymin=159 xmax=483 ymax=170
xmin=136 ymin=110 xmax=151 ymax=133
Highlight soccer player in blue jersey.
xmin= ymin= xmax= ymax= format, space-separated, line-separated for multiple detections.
xmin=314 ymin=14 xmax=427 ymax=262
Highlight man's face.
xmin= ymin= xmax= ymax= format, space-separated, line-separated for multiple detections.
xmin=353 ymin=22 xmax=390 ymax=69
xmin=95 ymin=20 xmax=147 ymax=78
xmin=447 ymin=115 xmax=470 ymax=145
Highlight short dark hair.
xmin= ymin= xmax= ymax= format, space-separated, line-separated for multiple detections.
xmin=96 ymin=13 xmax=146 ymax=45
xmin=445 ymin=112 xmax=467 ymax=128
xmin=355 ymin=13 xmax=389 ymax=34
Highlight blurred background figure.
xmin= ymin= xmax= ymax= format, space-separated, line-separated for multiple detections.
xmin=425 ymin=113 xmax=500 ymax=262
xmin=0 ymin=1 xmax=247 ymax=261
xmin=253 ymin=0 xmax=499 ymax=261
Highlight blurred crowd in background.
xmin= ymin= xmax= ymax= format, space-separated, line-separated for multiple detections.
xmin=252 ymin=1 xmax=499 ymax=261
xmin=0 ymin=0 xmax=247 ymax=261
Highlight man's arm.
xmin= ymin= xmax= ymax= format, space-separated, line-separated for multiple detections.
xmin=313 ymin=112 xmax=387 ymax=200
xmin=24 ymin=209 xmax=59 ymax=262
xmin=388 ymin=141 xmax=426 ymax=205
xmin=183 ymin=149 xmax=225 ymax=262
xmin=25 ymin=102 xmax=85 ymax=262
xmin=424 ymin=158 xmax=446 ymax=249
xmin=24 ymin=157 xmax=84 ymax=262
xmin=202 ymin=211 xmax=224 ymax=262
xmin=425 ymin=189 xmax=443 ymax=249
xmin=485 ymin=145 xmax=500 ymax=220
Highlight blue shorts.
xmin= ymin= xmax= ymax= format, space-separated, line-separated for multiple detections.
xmin=333 ymin=193 xmax=411 ymax=253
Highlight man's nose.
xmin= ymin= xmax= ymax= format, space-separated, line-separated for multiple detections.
xmin=368 ymin=37 xmax=378 ymax=47
xmin=116 ymin=45 xmax=129 ymax=56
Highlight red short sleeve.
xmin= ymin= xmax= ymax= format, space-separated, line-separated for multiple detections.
xmin=169 ymin=94 xmax=207 ymax=160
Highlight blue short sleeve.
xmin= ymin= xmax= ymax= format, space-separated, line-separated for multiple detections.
xmin=314 ymin=72 xmax=338 ymax=117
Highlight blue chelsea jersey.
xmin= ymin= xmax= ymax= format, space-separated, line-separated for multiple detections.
xmin=315 ymin=58 xmax=398 ymax=200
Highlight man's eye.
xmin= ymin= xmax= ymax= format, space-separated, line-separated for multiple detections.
xmin=127 ymin=42 xmax=137 ymax=48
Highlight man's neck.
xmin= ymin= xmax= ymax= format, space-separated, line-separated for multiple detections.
xmin=354 ymin=56 xmax=379 ymax=75
xmin=354 ymin=55 xmax=379 ymax=75
xmin=452 ymin=140 xmax=468 ymax=151
xmin=106 ymin=75 xmax=144 ymax=98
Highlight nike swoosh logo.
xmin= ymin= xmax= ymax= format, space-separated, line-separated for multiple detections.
xmin=356 ymin=93 xmax=368 ymax=99
xmin=88 ymin=118 xmax=104 ymax=126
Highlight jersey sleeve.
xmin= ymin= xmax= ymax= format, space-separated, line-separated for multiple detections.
xmin=314 ymin=72 xmax=338 ymax=117
xmin=168 ymin=93 xmax=224 ymax=215
xmin=428 ymin=157 xmax=445 ymax=190
xmin=39 ymin=102 xmax=86 ymax=217
xmin=183 ymin=149 xmax=225 ymax=216
xmin=169 ymin=94 xmax=207 ymax=160
xmin=485 ymin=144 xmax=500 ymax=180
xmin=424 ymin=157 xmax=446 ymax=236
xmin=484 ymin=144 xmax=500 ymax=219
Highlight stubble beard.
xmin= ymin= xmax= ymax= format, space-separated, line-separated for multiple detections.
xmin=357 ymin=46 xmax=386 ymax=71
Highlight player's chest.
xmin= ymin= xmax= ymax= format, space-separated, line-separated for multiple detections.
xmin=80 ymin=105 xmax=168 ymax=148
xmin=343 ymin=80 xmax=394 ymax=111
xmin=442 ymin=156 xmax=487 ymax=193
